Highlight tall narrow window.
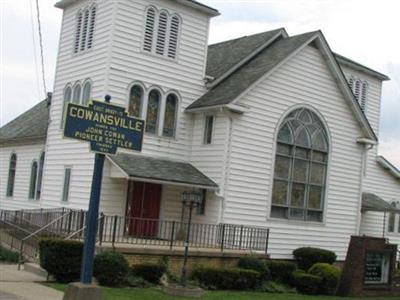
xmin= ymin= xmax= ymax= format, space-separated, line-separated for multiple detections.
xmin=72 ymin=83 xmax=81 ymax=104
xmin=163 ymin=93 xmax=178 ymax=137
xmin=62 ymin=167 xmax=72 ymax=202
xmin=143 ymin=7 xmax=156 ymax=52
xmin=80 ymin=9 xmax=90 ymax=51
xmin=203 ymin=115 xmax=214 ymax=144
xmin=271 ymin=108 xmax=329 ymax=222
xmin=6 ymin=154 xmax=17 ymax=197
xmin=388 ymin=212 xmax=395 ymax=233
xmin=87 ymin=6 xmax=96 ymax=49
xmin=168 ymin=15 xmax=180 ymax=59
xmin=62 ymin=85 xmax=72 ymax=126
xmin=128 ymin=85 xmax=143 ymax=118
xmin=82 ymin=81 xmax=91 ymax=106
xmin=29 ymin=161 xmax=38 ymax=199
xmin=74 ymin=11 xmax=83 ymax=53
xmin=196 ymin=189 xmax=207 ymax=215
xmin=146 ymin=90 xmax=161 ymax=134
xmin=36 ymin=152 xmax=45 ymax=200
xmin=156 ymin=11 xmax=168 ymax=55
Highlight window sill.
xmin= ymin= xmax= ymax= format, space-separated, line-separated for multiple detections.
xmin=267 ymin=216 xmax=326 ymax=227
xmin=144 ymin=132 xmax=177 ymax=141
xmin=140 ymin=49 xmax=179 ymax=64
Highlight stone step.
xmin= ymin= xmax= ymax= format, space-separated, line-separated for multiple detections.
xmin=24 ymin=262 xmax=48 ymax=279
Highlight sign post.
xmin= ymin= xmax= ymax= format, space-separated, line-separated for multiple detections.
xmin=62 ymin=95 xmax=144 ymax=300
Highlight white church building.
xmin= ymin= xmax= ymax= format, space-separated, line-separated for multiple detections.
xmin=1 ymin=0 xmax=399 ymax=260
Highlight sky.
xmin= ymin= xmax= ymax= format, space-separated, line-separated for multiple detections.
xmin=1 ymin=0 xmax=399 ymax=167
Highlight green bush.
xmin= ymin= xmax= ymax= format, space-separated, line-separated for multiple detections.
xmin=258 ymin=281 xmax=296 ymax=293
xmin=93 ymin=251 xmax=129 ymax=286
xmin=238 ymin=256 xmax=270 ymax=280
xmin=308 ymin=263 xmax=341 ymax=295
xmin=0 ymin=245 xmax=19 ymax=263
xmin=191 ymin=267 xmax=260 ymax=290
xmin=39 ymin=238 xmax=83 ymax=283
xmin=131 ymin=263 xmax=167 ymax=284
xmin=292 ymin=270 xmax=322 ymax=295
xmin=293 ymin=247 xmax=337 ymax=270
xmin=265 ymin=260 xmax=297 ymax=284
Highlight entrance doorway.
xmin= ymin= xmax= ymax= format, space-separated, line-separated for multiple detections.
xmin=126 ymin=181 xmax=162 ymax=237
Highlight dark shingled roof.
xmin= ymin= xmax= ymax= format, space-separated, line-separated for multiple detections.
xmin=0 ymin=99 xmax=49 ymax=144
xmin=108 ymin=153 xmax=218 ymax=189
xmin=206 ymin=28 xmax=285 ymax=80
xmin=188 ymin=31 xmax=317 ymax=110
xmin=362 ymin=192 xmax=399 ymax=212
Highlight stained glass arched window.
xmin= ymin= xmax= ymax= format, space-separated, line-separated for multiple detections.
xmin=271 ymin=108 xmax=329 ymax=222
xmin=36 ymin=151 xmax=45 ymax=200
xmin=82 ymin=81 xmax=91 ymax=106
xmin=6 ymin=153 xmax=17 ymax=197
xmin=72 ymin=83 xmax=81 ymax=104
xmin=146 ymin=89 xmax=161 ymax=134
xmin=128 ymin=85 xmax=143 ymax=118
xmin=163 ymin=93 xmax=178 ymax=137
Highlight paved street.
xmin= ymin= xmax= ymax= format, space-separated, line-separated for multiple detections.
xmin=0 ymin=264 xmax=63 ymax=300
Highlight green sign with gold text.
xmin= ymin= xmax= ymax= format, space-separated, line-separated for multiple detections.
xmin=63 ymin=100 xmax=144 ymax=155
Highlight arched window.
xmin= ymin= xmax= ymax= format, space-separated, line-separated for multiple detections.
xmin=62 ymin=85 xmax=72 ymax=126
xmin=72 ymin=83 xmax=82 ymax=104
xmin=29 ymin=161 xmax=38 ymax=199
xmin=146 ymin=89 xmax=161 ymax=134
xmin=36 ymin=152 xmax=45 ymax=200
xmin=354 ymin=79 xmax=361 ymax=102
xmin=82 ymin=81 xmax=91 ymax=106
xmin=156 ymin=11 xmax=168 ymax=55
xmin=163 ymin=93 xmax=178 ymax=137
xmin=128 ymin=85 xmax=143 ymax=117
xmin=168 ymin=15 xmax=180 ymax=59
xmin=271 ymin=108 xmax=329 ymax=222
xmin=6 ymin=153 xmax=17 ymax=197
xmin=143 ymin=7 xmax=156 ymax=52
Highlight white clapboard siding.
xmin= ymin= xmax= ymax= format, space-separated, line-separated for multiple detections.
xmin=223 ymin=46 xmax=365 ymax=260
xmin=0 ymin=144 xmax=45 ymax=210
xmin=39 ymin=0 xmax=212 ymax=213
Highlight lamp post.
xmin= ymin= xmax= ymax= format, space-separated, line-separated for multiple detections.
xmin=180 ymin=190 xmax=203 ymax=287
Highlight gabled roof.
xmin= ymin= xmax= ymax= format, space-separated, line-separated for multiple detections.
xmin=108 ymin=153 xmax=218 ymax=189
xmin=54 ymin=0 xmax=220 ymax=16
xmin=0 ymin=99 xmax=49 ymax=145
xmin=189 ymin=31 xmax=316 ymax=110
xmin=206 ymin=28 xmax=287 ymax=81
xmin=377 ymin=156 xmax=400 ymax=179
xmin=334 ymin=52 xmax=390 ymax=81
xmin=187 ymin=30 xmax=378 ymax=141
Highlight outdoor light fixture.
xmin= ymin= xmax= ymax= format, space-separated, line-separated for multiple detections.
xmin=180 ymin=190 xmax=203 ymax=287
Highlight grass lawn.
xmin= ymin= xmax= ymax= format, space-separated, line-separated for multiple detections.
xmin=45 ymin=283 xmax=398 ymax=300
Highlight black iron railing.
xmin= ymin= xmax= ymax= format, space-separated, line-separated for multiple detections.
xmin=0 ymin=208 xmax=270 ymax=254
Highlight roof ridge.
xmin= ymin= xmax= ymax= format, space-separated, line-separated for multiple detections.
xmin=208 ymin=28 xmax=286 ymax=48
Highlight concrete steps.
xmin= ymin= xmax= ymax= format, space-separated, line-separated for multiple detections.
xmin=23 ymin=263 xmax=48 ymax=279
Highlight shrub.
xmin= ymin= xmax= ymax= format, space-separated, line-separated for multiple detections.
xmin=39 ymin=238 xmax=83 ymax=283
xmin=292 ymin=270 xmax=322 ymax=295
xmin=265 ymin=260 xmax=297 ymax=284
xmin=191 ymin=267 xmax=260 ymax=290
xmin=238 ymin=256 xmax=270 ymax=280
xmin=131 ymin=263 xmax=167 ymax=284
xmin=0 ymin=245 xmax=19 ymax=263
xmin=293 ymin=247 xmax=337 ymax=270
xmin=308 ymin=263 xmax=341 ymax=295
xmin=258 ymin=281 xmax=296 ymax=293
xmin=93 ymin=251 xmax=129 ymax=286
xmin=125 ymin=274 xmax=153 ymax=288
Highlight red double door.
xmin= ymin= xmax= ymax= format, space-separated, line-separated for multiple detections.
xmin=126 ymin=181 xmax=162 ymax=237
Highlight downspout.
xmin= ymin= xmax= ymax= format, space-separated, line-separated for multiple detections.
xmin=218 ymin=114 xmax=233 ymax=224
xmin=355 ymin=141 xmax=373 ymax=235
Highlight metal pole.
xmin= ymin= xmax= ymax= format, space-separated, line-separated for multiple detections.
xmin=80 ymin=152 xmax=105 ymax=284
xmin=180 ymin=201 xmax=194 ymax=287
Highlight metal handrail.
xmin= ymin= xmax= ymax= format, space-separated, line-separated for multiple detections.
xmin=0 ymin=219 xmax=35 ymax=237
xmin=17 ymin=211 xmax=72 ymax=270
xmin=64 ymin=214 xmax=104 ymax=240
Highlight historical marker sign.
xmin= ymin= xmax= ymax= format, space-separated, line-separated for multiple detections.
xmin=64 ymin=100 xmax=144 ymax=155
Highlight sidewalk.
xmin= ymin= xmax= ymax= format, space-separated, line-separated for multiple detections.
xmin=0 ymin=264 xmax=63 ymax=300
